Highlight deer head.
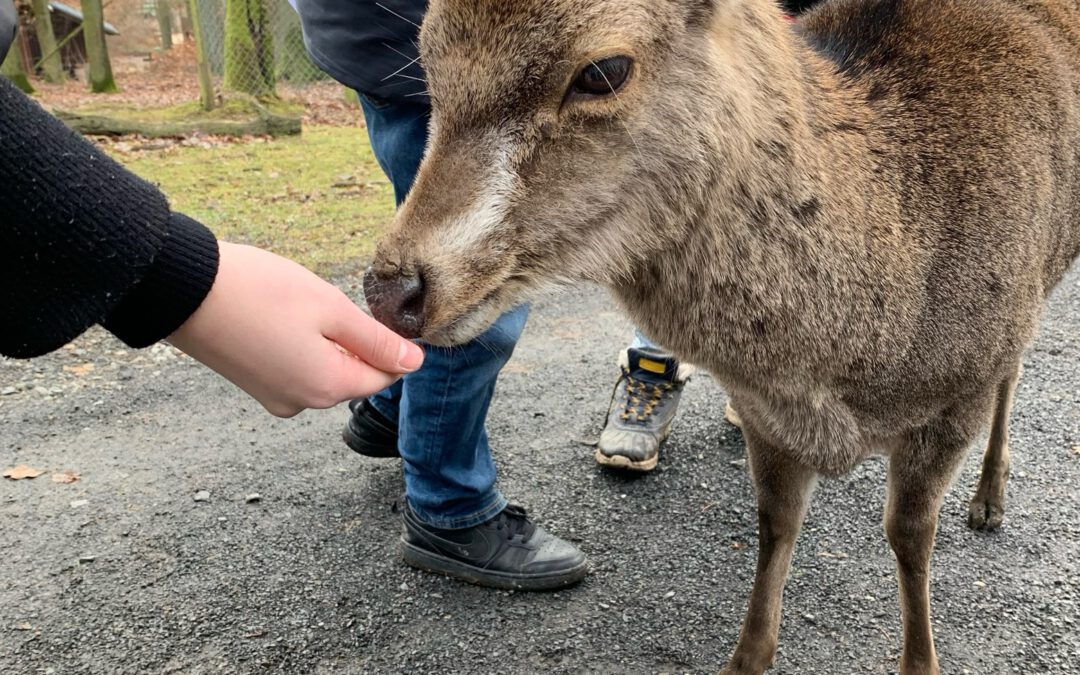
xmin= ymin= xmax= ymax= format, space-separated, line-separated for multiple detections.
xmin=365 ymin=0 xmax=793 ymax=345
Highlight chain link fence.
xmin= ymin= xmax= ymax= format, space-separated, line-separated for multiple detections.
xmin=199 ymin=0 xmax=324 ymax=86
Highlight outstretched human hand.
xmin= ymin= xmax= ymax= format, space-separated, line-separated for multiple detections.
xmin=168 ymin=242 xmax=424 ymax=417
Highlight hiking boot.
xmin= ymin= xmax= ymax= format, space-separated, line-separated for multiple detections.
xmin=399 ymin=499 xmax=588 ymax=591
xmin=342 ymin=398 xmax=400 ymax=458
xmin=596 ymin=348 xmax=688 ymax=472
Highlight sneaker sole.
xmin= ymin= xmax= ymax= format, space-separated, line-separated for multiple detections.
xmin=593 ymin=449 xmax=659 ymax=472
xmin=400 ymin=540 xmax=588 ymax=592
xmin=594 ymin=422 xmax=672 ymax=473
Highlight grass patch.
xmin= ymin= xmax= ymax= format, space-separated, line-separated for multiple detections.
xmin=69 ymin=97 xmax=305 ymax=123
xmin=112 ymin=125 xmax=394 ymax=275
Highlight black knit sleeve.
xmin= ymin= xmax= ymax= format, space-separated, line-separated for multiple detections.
xmin=0 ymin=76 xmax=220 ymax=358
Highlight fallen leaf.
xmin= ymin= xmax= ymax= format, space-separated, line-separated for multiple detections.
xmin=63 ymin=363 xmax=95 ymax=377
xmin=52 ymin=470 xmax=80 ymax=484
xmin=3 ymin=465 xmax=46 ymax=480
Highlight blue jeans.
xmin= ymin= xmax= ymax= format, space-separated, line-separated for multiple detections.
xmin=359 ymin=94 xmax=667 ymax=529
xmin=360 ymin=93 xmax=525 ymax=529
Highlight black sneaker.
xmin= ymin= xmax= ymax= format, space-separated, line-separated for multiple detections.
xmin=596 ymin=347 xmax=688 ymax=472
xmin=399 ymin=499 xmax=588 ymax=591
xmin=342 ymin=398 xmax=400 ymax=458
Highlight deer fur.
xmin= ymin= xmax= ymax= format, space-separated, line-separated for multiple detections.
xmin=364 ymin=0 xmax=1080 ymax=672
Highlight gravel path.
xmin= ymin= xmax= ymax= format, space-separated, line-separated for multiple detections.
xmin=2 ymin=272 xmax=1078 ymax=674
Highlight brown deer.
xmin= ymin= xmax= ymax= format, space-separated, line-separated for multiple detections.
xmin=362 ymin=0 xmax=1080 ymax=672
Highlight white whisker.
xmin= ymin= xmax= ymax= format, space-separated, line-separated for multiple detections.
xmin=381 ymin=51 xmax=422 ymax=81
xmin=589 ymin=59 xmax=644 ymax=160
xmin=377 ymin=2 xmax=421 ymax=29
xmin=383 ymin=42 xmax=417 ymax=62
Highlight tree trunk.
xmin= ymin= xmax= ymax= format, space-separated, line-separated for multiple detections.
xmin=29 ymin=0 xmax=63 ymax=83
xmin=224 ymin=0 xmax=275 ymax=99
xmin=156 ymin=0 xmax=173 ymax=51
xmin=1 ymin=40 xmax=34 ymax=93
xmin=186 ymin=0 xmax=214 ymax=110
xmin=81 ymin=0 xmax=116 ymax=93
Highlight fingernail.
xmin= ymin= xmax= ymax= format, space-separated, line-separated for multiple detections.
xmin=398 ymin=341 xmax=424 ymax=370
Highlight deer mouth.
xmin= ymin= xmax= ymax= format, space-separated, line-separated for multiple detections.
xmin=419 ymin=284 xmax=512 ymax=347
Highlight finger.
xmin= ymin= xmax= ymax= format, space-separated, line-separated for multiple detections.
xmin=262 ymin=400 xmax=304 ymax=419
xmin=330 ymin=346 xmax=403 ymax=401
xmin=327 ymin=299 xmax=424 ymax=373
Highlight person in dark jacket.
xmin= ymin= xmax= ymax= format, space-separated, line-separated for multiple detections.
xmin=290 ymin=0 xmax=825 ymax=590
xmin=0 ymin=7 xmax=423 ymax=417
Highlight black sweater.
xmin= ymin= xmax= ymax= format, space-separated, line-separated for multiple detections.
xmin=0 ymin=77 xmax=219 ymax=358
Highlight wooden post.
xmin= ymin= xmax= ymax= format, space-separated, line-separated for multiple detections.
xmin=1 ymin=37 xmax=34 ymax=93
xmin=29 ymin=0 xmax=63 ymax=82
xmin=81 ymin=0 xmax=117 ymax=93
xmin=157 ymin=0 xmax=173 ymax=51
xmin=186 ymin=0 xmax=214 ymax=110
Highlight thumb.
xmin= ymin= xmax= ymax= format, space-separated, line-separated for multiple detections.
xmin=327 ymin=301 xmax=425 ymax=374
xmin=330 ymin=346 xmax=405 ymax=402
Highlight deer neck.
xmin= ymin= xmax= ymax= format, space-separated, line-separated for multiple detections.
xmin=614 ymin=8 xmax=908 ymax=387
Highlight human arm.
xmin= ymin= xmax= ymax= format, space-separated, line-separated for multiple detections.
xmin=0 ymin=75 xmax=421 ymax=415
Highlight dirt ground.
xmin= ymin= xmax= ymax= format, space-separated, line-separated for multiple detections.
xmin=31 ymin=43 xmax=361 ymax=128
xmin=2 ymin=274 xmax=1078 ymax=674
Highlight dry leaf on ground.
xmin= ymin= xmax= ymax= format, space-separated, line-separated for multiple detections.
xmin=63 ymin=363 xmax=95 ymax=377
xmin=52 ymin=470 xmax=81 ymax=484
xmin=3 ymin=465 xmax=46 ymax=480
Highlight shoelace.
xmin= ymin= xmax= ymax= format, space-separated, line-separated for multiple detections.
xmin=491 ymin=504 xmax=536 ymax=543
xmin=612 ymin=366 xmax=675 ymax=425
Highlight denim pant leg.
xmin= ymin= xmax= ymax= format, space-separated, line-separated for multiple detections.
xmin=358 ymin=94 xmax=428 ymax=412
xmin=358 ymin=93 xmax=528 ymax=529
xmin=398 ymin=306 xmax=528 ymax=528
xmin=632 ymin=328 xmax=669 ymax=354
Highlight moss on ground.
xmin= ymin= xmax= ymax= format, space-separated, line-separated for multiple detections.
xmin=69 ymin=97 xmax=304 ymax=123
xmin=112 ymin=125 xmax=394 ymax=275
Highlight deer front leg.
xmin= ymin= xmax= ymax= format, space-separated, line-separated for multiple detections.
xmin=722 ymin=433 xmax=817 ymax=675
xmin=887 ymin=423 xmax=973 ymax=675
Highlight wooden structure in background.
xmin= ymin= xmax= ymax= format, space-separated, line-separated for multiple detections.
xmin=13 ymin=2 xmax=119 ymax=77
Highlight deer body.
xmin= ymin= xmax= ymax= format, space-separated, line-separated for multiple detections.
xmin=364 ymin=0 xmax=1080 ymax=672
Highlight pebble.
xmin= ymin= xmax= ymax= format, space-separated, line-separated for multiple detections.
xmin=70 ymin=500 xmax=89 ymax=509
xmin=1 ymin=387 xmax=16 ymax=396
xmin=194 ymin=491 xmax=211 ymax=503
xmin=78 ymin=555 xmax=95 ymax=564
xmin=245 ymin=493 xmax=262 ymax=504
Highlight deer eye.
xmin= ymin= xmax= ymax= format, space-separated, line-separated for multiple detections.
xmin=571 ymin=56 xmax=633 ymax=97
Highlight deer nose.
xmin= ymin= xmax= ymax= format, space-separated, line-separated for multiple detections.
xmin=363 ymin=264 xmax=427 ymax=340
